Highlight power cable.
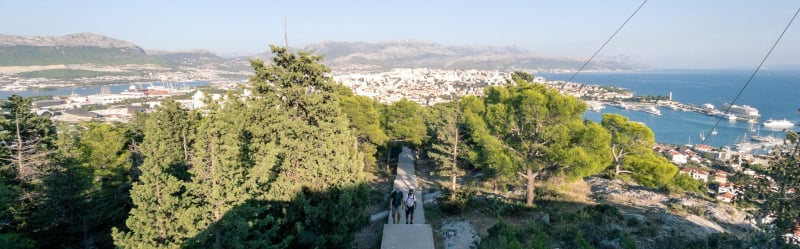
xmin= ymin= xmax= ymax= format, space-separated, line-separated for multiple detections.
xmin=564 ymin=0 xmax=648 ymax=85
xmin=700 ymin=6 xmax=800 ymax=145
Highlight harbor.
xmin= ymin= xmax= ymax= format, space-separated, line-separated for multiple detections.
xmin=585 ymin=98 xmax=793 ymax=155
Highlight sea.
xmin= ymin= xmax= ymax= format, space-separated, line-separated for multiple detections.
xmin=540 ymin=69 xmax=800 ymax=149
xmin=0 ymin=81 xmax=209 ymax=99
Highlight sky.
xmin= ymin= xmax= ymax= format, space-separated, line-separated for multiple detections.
xmin=1 ymin=0 xmax=799 ymax=69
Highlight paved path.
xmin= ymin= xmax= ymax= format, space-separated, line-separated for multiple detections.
xmin=380 ymin=147 xmax=435 ymax=249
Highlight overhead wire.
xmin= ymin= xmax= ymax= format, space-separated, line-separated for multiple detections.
xmin=700 ymin=6 xmax=800 ymax=145
xmin=564 ymin=0 xmax=648 ymax=85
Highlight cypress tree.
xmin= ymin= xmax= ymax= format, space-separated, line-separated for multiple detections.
xmin=185 ymin=95 xmax=253 ymax=248
xmin=113 ymin=101 xmax=196 ymax=248
xmin=246 ymin=46 xmax=369 ymax=248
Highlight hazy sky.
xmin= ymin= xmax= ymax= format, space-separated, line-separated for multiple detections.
xmin=1 ymin=0 xmax=798 ymax=69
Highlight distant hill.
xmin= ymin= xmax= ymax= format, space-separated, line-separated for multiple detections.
xmin=253 ymin=41 xmax=641 ymax=71
xmin=0 ymin=33 xmax=221 ymax=67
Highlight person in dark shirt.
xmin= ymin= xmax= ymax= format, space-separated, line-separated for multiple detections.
xmin=388 ymin=190 xmax=403 ymax=224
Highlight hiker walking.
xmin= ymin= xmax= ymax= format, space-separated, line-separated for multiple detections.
xmin=388 ymin=190 xmax=403 ymax=224
xmin=405 ymin=189 xmax=417 ymax=224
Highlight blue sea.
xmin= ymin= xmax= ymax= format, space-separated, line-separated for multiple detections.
xmin=540 ymin=69 xmax=800 ymax=148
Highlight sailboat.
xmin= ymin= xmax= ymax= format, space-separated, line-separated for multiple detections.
xmin=699 ymin=131 xmax=705 ymax=141
xmin=711 ymin=128 xmax=718 ymax=136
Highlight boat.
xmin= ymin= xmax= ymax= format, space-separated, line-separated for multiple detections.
xmin=666 ymin=103 xmax=679 ymax=110
xmin=586 ymin=101 xmax=605 ymax=112
xmin=725 ymin=113 xmax=737 ymax=121
xmin=644 ymin=106 xmax=662 ymax=116
xmin=763 ymin=118 xmax=795 ymax=129
xmin=711 ymin=128 xmax=718 ymax=136
xmin=751 ymin=134 xmax=778 ymax=143
xmin=722 ymin=103 xmax=760 ymax=118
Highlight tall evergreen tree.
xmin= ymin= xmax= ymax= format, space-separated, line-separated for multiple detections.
xmin=426 ymin=101 xmax=465 ymax=195
xmin=113 ymin=101 xmax=197 ymax=249
xmin=338 ymin=88 xmax=388 ymax=170
xmin=382 ymin=98 xmax=426 ymax=169
xmin=0 ymin=95 xmax=56 ymax=248
xmin=186 ymin=96 xmax=252 ymax=249
xmin=244 ymin=46 xmax=369 ymax=248
xmin=0 ymin=95 xmax=56 ymax=180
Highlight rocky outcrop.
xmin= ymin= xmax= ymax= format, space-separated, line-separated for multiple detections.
xmin=586 ymin=177 xmax=754 ymax=238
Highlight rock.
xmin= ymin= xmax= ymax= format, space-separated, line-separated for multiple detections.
xmin=441 ymin=220 xmax=480 ymax=249
xmin=370 ymin=210 xmax=388 ymax=222
xmin=541 ymin=213 xmax=550 ymax=226
xmin=423 ymin=190 xmax=442 ymax=204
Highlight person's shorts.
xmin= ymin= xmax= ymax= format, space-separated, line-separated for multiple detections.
xmin=405 ymin=205 xmax=415 ymax=216
xmin=392 ymin=204 xmax=401 ymax=212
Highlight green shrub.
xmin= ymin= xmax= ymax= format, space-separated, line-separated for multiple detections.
xmin=667 ymin=173 xmax=706 ymax=195
xmin=439 ymin=186 xmax=476 ymax=215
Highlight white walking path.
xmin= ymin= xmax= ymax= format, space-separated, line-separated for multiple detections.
xmin=380 ymin=147 xmax=435 ymax=249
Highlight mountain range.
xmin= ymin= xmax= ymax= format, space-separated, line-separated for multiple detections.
xmin=0 ymin=33 xmax=640 ymax=71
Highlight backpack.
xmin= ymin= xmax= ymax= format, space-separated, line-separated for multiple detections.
xmin=405 ymin=193 xmax=415 ymax=207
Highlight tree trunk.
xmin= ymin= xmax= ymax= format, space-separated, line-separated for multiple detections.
xmin=182 ymin=130 xmax=190 ymax=161
xmin=211 ymin=140 xmax=222 ymax=249
xmin=612 ymin=145 xmax=623 ymax=177
xmin=525 ymin=169 xmax=538 ymax=206
xmin=451 ymin=124 xmax=459 ymax=195
xmin=385 ymin=145 xmax=392 ymax=173
xmin=15 ymin=111 xmax=23 ymax=176
xmin=213 ymin=223 xmax=222 ymax=249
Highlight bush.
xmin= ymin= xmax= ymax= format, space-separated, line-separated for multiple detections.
xmin=666 ymin=173 xmax=705 ymax=195
xmin=439 ymin=185 xmax=476 ymax=215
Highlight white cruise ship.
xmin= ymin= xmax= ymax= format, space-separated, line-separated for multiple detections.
xmin=722 ymin=103 xmax=760 ymax=118
xmin=762 ymin=118 xmax=794 ymax=129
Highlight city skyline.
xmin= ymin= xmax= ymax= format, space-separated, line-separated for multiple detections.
xmin=1 ymin=0 xmax=799 ymax=69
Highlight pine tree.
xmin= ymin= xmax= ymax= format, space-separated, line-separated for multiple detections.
xmin=186 ymin=95 xmax=252 ymax=248
xmin=602 ymin=114 xmax=677 ymax=187
xmin=426 ymin=101 xmax=464 ymax=196
xmin=245 ymin=46 xmax=369 ymax=248
xmin=338 ymin=89 xmax=388 ymax=170
xmin=0 ymin=95 xmax=56 ymax=248
xmin=0 ymin=95 xmax=56 ymax=181
xmin=382 ymin=98 xmax=426 ymax=169
xmin=113 ymin=101 xmax=196 ymax=248
xmin=479 ymin=72 xmax=609 ymax=206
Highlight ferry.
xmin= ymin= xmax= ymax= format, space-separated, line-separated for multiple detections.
xmin=722 ymin=103 xmax=760 ymax=118
xmin=762 ymin=118 xmax=795 ymax=129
